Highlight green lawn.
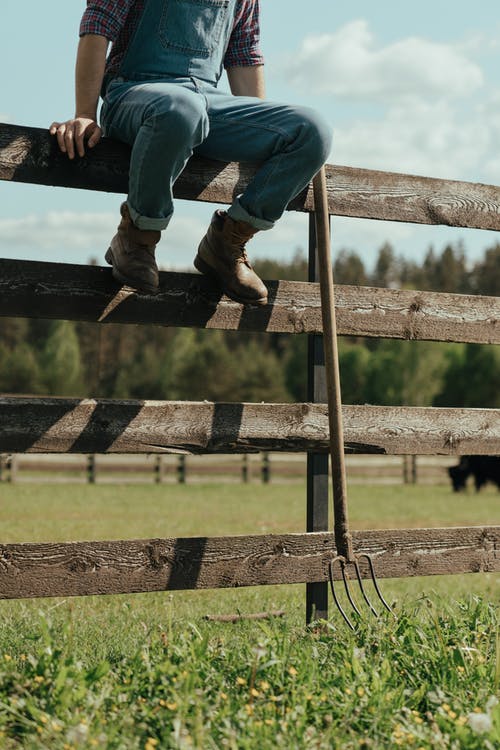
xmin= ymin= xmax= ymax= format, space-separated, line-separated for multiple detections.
xmin=0 ymin=481 xmax=498 ymax=540
xmin=0 ymin=482 xmax=497 ymax=748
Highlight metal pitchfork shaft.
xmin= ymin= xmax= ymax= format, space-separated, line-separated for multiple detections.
xmin=312 ymin=166 xmax=393 ymax=629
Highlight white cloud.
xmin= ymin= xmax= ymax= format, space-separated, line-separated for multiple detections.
xmin=0 ymin=209 xmax=309 ymax=269
xmin=287 ymin=20 xmax=483 ymax=103
xmin=0 ymin=212 xmax=115 ymax=252
xmin=281 ymin=21 xmax=500 ymax=182
xmin=0 ymin=210 xmax=209 ymax=268
xmin=332 ymin=98 xmax=491 ymax=179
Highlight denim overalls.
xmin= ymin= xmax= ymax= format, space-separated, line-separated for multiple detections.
xmin=101 ymin=0 xmax=332 ymax=231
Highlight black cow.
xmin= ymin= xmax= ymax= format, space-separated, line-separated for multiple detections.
xmin=448 ymin=455 xmax=500 ymax=492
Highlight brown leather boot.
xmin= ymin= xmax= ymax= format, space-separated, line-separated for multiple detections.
xmin=194 ymin=211 xmax=268 ymax=306
xmin=105 ymin=203 xmax=161 ymax=294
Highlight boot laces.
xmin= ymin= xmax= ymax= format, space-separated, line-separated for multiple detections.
xmin=230 ymin=228 xmax=253 ymax=265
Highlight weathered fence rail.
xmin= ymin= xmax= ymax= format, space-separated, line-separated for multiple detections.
xmin=0 ymin=122 xmax=498 ymax=614
xmin=0 ymin=398 xmax=497 ymax=455
xmin=0 ymin=257 xmax=498 ymax=344
xmin=0 ymin=527 xmax=497 ymax=600
xmin=2 ymin=123 xmax=500 ymax=231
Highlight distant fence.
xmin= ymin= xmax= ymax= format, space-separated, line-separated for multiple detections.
xmin=0 ymin=453 xmax=457 ymax=486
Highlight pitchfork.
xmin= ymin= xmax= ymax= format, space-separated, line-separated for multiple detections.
xmin=312 ymin=166 xmax=393 ymax=630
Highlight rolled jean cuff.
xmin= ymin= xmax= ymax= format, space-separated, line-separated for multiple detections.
xmin=227 ymin=196 xmax=274 ymax=231
xmin=127 ymin=201 xmax=172 ymax=231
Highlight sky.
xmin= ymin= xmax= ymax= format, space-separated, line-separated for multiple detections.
xmin=1 ymin=0 xmax=500 ymax=271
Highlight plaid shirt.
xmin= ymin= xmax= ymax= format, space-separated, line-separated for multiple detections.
xmin=80 ymin=0 xmax=264 ymax=82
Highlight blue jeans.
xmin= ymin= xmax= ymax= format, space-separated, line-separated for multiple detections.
xmin=101 ymin=77 xmax=332 ymax=231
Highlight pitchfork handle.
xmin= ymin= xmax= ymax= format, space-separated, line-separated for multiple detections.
xmin=312 ymin=167 xmax=354 ymax=562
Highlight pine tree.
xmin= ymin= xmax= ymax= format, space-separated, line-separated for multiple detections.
xmin=371 ymin=243 xmax=400 ymax=288
xmin=333 ymin=250 xmax=367 ymax=286
xmin=168 ymin=329 xmax=236 ymax=401
xmin=41 ymin=321 xmax=85 ymax=396
xmin=0 ymin=342 xmax=42 ymax=395
xmin=434 ymin=344 xmax=500 ymax=408
xmin=470 ymin=244 xmax=500 ymax=296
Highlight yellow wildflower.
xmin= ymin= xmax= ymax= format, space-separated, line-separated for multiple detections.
xmin=357 ymin=687 xmax=365 ymax=698
xmin=250 ymin=688 xmax=260 ymax=698
xmin=259 ymin=680 xmax=270 ymax=692
xmin=40 ymin=716 xmax=48 ymax=724
xmin=34 ymin=676 xmax=44 ymax=684
xmin=236 ymin=676 xmax=246 ymax=686
xmin=288 ymin=666 xmax=298 ymax=677
xmin=3 ymin=654 xmax=12 ymax=662
xmin=166 ymin=702 xmax=178 ymax=711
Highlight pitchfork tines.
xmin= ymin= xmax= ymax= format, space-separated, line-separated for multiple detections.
xmin=313 ymin=166 xmax=394 ymax=629
xmin=329 ymin=551 xmax=393 ymax=631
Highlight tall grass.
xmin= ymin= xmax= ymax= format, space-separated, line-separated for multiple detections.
xmin=0 ymin=482 xmax=497 ymax=748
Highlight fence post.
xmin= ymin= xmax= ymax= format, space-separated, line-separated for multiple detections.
xmin=403 ymin=455 xmax=410 ymax=484
xmin=403 ymin=455 xmax=418 ymax=484
xmin=177 ymin=455 xmax=186 ymax=484
xmin=306 ymin=212 xmax=329 ymax=624
xmin=242 ymin=454 xmax=249 ymax=483
xmin=87 ymin=455 xmax=96 ymax=484
xmin=8 ymin=455 xmax=17 ymax=483
xmin=411 ymin=455 xmax=418 ymax=484
xmin=154 ymin=455 xmax=163 ymax=484
xmin=261 ymin=453 xmax=270 ymax=484
xmin=0 ymin=454 xmax=12 ymax=483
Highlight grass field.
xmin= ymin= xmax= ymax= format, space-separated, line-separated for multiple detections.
xmin=0 ymin=482 xmax=497 ymax=748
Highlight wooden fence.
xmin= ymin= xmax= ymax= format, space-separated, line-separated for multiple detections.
xmin=0 ymin=453 xmax=460 ymax=485
xmin=0 ymin=123 xmax=499 ymax=619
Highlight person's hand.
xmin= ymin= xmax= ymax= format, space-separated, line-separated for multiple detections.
xmin=49 ymin=117 xmax=102 ymax=159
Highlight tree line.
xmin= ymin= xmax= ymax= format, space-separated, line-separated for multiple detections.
xmin=0 ymin=241 xmax=498 ymax=408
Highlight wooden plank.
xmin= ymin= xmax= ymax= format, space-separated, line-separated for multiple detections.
xmin=0 ymin=258 xmax=498 ymax=344
xmin=0 ymin=398 xmax=498 ymax=455
xmin=0 ymin=526 xmax=497 ymax=600
xmin=2 ymin=123 xmax=500 ymax=230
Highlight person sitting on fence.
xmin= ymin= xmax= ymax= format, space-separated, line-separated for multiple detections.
xmin=49 ymin=0 xmax=332 ymax=305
